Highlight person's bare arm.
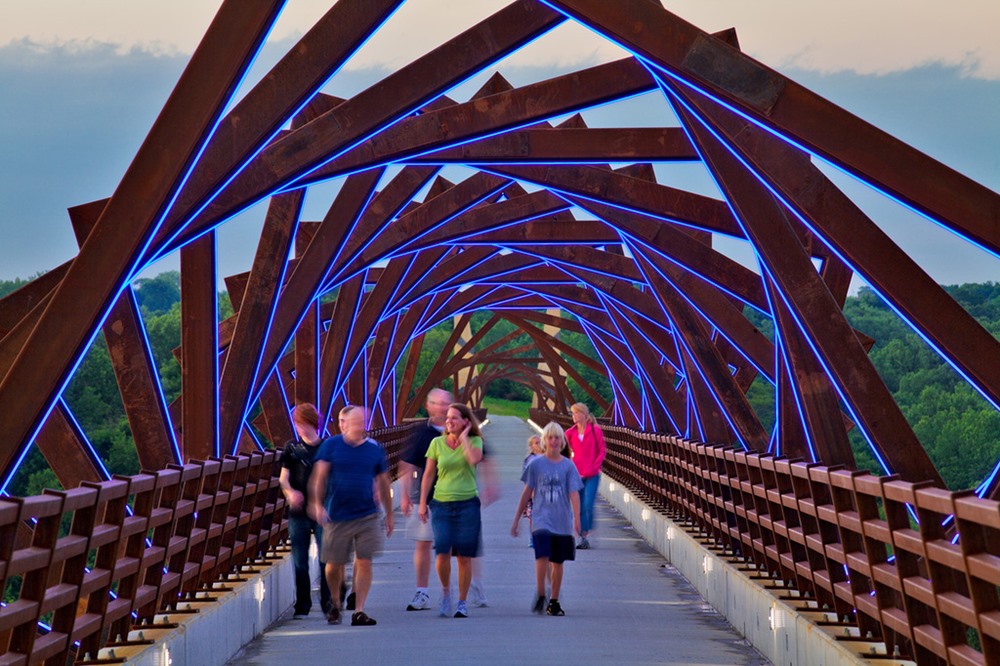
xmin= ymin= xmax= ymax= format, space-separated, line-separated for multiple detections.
xmin=309 ymin=460 xmax=330 ymax=524
xmin=418 ymin=458 xmax=437 ymax=524
xmin=510 ymin=485 xmax=533 ymax=537
xmin=399 ymin=461 xmax=417 ymax=515
xmin=377 ymin=471 xmax=394 ymax=536
xmin=279 ymin=467 xmax=304 ymax=512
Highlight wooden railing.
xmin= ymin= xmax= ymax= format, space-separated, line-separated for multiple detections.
xmin=0 ymin=422 xmax=417 ymax=665
xmin=528 ymin=410 xmax=1000 ymax=666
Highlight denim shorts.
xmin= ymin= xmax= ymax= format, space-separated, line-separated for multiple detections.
xmin=430 ymin=497 xmax=481 ymax=557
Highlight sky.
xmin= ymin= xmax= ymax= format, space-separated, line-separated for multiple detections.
xmin=1 ymin=0 xmax=998 ymax=291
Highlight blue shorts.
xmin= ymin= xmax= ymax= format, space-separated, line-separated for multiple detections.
xmin=532 ymin=530 xmax=575 ymax=564
xmin=430 ymin=497 xmax=481 ymax=557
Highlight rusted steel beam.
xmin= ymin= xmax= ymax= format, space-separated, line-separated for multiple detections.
xmin=217 ymin=191 xmax=303 ymax=453
xmin=307 ymin=57 xmax=659 ymax=180
xmin=630 ymin=244 xmax=768 ymax=448
xmin=388 ymin=191 xmax=572 ymax=259
xmin=322 ymin=166 xmax=442 ymax=288
xmin=295 ymin=299 xmax=320 ymax=407
xmin=156 ymin=0 xmax=403 ymax=254
xmin=34 ymin=401 xmax=106 ymax=488
xmin=601 ymin=305 xmax=686 ymax=432
xmin=180 ymin=232 xmax=219 ymax=461
xmin=68 ymin=199 xmax=180 ymax=471
xmin=250 ymin=169 xmax=384 ymax=402
xmin=469 ymin=217 xmax=619 ymax=247
xmin=258 ymin=371 xmax=294 ymax=445
xmin=410 ymin=127 xmax=697 ymax=164
xmin=673 ymin=97 xmax=943 ymax=485
xmin=546 ymin=0 xmax=1000 ymax=254
xmin=0 ymin=0 xmax=284 ymax=475
xmin=668 ymin=79 xmax=1000 ymax=451
xmin=764 ymin=273 xmax=854 ymax=466
xmin=0 ymin=262 xmax=68 ymax=337
xmin=490 ymin=164 xmax=743 ymax=238
xmin=186 ymin=1 xmax=564 ymax=236
xmin=318 ymin=273 xmax=367 ymax=422
xmin=330 ymin=172 xmax=510 ymax=285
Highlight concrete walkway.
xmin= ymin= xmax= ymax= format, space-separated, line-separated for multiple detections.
xmin=230 ymin=416 xmax=768 ymax=665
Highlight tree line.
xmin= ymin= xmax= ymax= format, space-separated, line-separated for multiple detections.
xmin=3 ymin=272 xmax=999 ymax=493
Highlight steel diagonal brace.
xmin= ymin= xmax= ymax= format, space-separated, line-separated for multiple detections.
xmin=665 ymin=76 xmax=1000 ymax=461
xmin=542 ymin=0 xmax=1000 ymax=255
xmin=154 ymin=0 xmax=404 ymax=257
xmin=0 ymin=0 xmax=286 ymax=478
xmin=670 ymin=91 xmax=944 ymax=486
xmin=185 ymin=1 xmax=565 ymax=238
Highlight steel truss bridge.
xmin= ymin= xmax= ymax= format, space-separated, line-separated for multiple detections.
xmin=1 ymin=1 xmax=999 ymax=664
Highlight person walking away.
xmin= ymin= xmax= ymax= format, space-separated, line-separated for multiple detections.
xmin=418 ymin=403 xmax=484 ymax=618
xmin=511 ymin=421 xmax=582 ymax=616
xmin=399 ymin=388 xmax=452 ymax=611
xmin=566 ymin=402 xmax=605 ymax=549
xmin=279 ymin=403 xmax=333 ymax=617
xmin=310 ymin=405 xmax=394 ymax=626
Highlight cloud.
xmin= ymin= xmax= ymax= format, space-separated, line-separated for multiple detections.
xmin=3 ymin=1 xmax=999 ymax=79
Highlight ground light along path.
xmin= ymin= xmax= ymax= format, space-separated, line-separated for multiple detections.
xmin=231 ymin=416 xmax=768 ymax=665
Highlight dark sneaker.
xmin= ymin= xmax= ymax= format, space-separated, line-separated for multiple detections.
xmin=454 ymin=600 xmax=468 ymax=618
xmin=532 ymin=595 xmax=546 ymax=615
xmin=326 ymin=607 xmax=341 ymax=625
xmin=292 ymin=609 xmax=308 ymax=618
xmin=351 ymin=611 xmax=377 ymax=626
xmin=345 ymin=591 xmax=356 ymax=611
xmin=577 ymin=537 xmax=590 ymax=549
xmin=546 ymin=599 xmax=565 ymax=616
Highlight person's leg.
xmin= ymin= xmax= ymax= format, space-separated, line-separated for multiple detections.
xmin=535 ymin=557 xmax=549 ymax=597
xmin=414 ymin=539 xmax=432 ymax=587
xmin=352 ymin=558 xmax=373 ymax=611
xmin=435 ymin=553 xmax=451 ymax=591
xmin=580 ymin=474 xmax=600 ymax=538
xmin=456 ymin=556 xmax=472 ymax=601
xmin=288 ymin=515 xmax=312 ymax=614
xmin=324 ymin=563 xmax=345 ymax=607
xmin=312 ymin=520 xmax=332 ymax=613
xmin=550 ymin=562 xmax=564 ymax=600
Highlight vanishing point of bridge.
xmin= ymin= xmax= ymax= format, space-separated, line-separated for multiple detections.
xmin=2 ymin=1 xmax=1000 ymax=665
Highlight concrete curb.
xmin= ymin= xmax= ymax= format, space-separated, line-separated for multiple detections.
xmin=599 ymin=477 xmax=884 ymax=666
xmin=109 ymin=551 xmax=296 ymax=666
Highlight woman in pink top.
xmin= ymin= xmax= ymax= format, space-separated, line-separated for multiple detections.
xmin=565 ymin=403 xmax=605 ymax=549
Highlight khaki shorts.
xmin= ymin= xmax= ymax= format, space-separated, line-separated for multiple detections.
xmin=406 ymin=507 xmax=434 ymax=542
xmin=321 ymin=514 xmax=383 ymax=565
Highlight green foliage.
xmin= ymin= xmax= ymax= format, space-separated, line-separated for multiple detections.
xmin=481 ymin=396 xmax=532 ymax=419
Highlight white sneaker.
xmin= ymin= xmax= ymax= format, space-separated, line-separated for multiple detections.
xmin=406 ymin=590 xmax=430 ymax=611
xmin=470 ymin=581 xmax=489 ymax=607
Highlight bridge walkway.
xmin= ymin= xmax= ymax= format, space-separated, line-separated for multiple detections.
xmin=230 ymin=415 xmax=768 ymax=665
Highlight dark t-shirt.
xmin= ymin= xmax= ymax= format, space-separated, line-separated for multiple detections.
xmin=316 ymin=435 xmax=388 ymax=522
xmin=281 ymin=439 xmax=321 ymax=516
xmin=403 ymin=421 xmax=444 ymax=502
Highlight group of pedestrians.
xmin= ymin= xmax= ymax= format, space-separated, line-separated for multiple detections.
xmin=278 ymin=394 xmax=605 ymax=625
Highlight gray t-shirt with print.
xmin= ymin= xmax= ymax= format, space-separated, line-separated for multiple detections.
xmin=520 ymin=456 xmax=583 ymax=536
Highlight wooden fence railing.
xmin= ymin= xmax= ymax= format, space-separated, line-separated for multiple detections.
xmin=529 ymin=409 xmax=1000 ymax=666
xmin=0 ymin=422 xmax=417 ymax=665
